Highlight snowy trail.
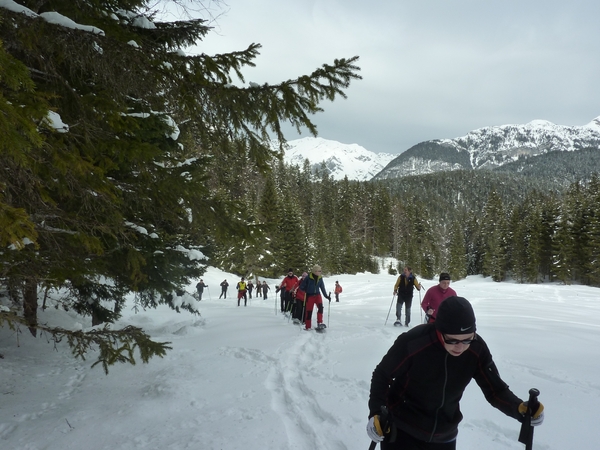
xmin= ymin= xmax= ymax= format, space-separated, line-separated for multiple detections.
xmin=2 ymin=270 xmax=600 ymax=449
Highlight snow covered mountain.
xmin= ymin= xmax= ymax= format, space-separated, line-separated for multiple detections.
xmin=282 ymin=137 xmax=396 ymax=181
xmin=373 ymin=116 xmax=600 ymax=180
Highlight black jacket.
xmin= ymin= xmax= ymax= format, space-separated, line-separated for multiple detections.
xmin=369 ymin=324 xmax=523 ymax=443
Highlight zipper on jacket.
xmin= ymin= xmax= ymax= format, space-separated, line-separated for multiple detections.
xmin=428 ymin=352 xmax=449 ymax=442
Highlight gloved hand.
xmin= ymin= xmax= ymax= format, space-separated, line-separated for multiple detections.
xmin=366 ymin=415 xmax=385 ymax=442
xmin=393 ymin=290 xmax=397 ymax=296
xmin=519 ymin=401 xmax=544 ymax=426
xmin=327 ymin=295 xmax=331 ymax=302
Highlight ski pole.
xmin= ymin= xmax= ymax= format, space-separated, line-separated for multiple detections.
xmin=327 ymin=291 xmax=331 ymax=328
xmin=207 ymin=286 xmax=212 ymax=301
xmin=518 ymin=388 xmax=540 ymax=450
xmin=384 ymin=294 xmax=396 ymax=326
xmin=287 ymin=292 xmax=293 ymax=322
xmin=419 ymin=284 xmax=423 ymax=322
xmin=301 ymin=293 xmax=307 ymax=325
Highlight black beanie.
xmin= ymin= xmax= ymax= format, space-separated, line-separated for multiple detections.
xmin=288 ymin=268 xmax=293 ymax=273
xmin=435 ymin=296 xmax=476 ymax=334
xmin=439 ymin=272 xmax=451 ymax=282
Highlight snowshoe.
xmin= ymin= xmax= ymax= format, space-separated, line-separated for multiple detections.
xmin=394 ymin=321 xmax=403 ymax=327
xmin=292 ymin=318 xmax=301 ymax=325
xmin=315 ymin=323 xmax=327 ymax=333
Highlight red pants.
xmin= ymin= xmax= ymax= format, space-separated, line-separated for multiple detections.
xmin=304 ymin=294 xmax=323 ymax=329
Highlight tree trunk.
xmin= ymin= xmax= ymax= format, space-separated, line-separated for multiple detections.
xmin=23 ymin=278 xmax=38 ymax=337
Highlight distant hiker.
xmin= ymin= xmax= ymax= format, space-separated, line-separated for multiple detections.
xmin=247 ymin=280 xmax=254 ymax=298
xmin=195 ymin=279 xmax=208 ymax=301
xmin=261 ymin=281 xmax=270 ymax=299
xmin=236 ymin=277 xmax=248 ymax=307
xmin=256 ymin=281 xmax=262 ymax=297
xmin=279 ymin=268 xmax=298 ymax=314
xmin=421 ymin=272 xmax=456 ymax=323
xmin=291 ymin=272 xmax=308 ymax=324
xmin=219 ymin=279 xmax=229 ymax=299
xmin=367 ymin=296 xmax=544 ymax=448
xmin=299 ymin=265 xmax=330 ymax=331
xmin=392 ymin=266 xmax=421 ymax=326
xmin=334 ymin=280 xmax=342 ymax=302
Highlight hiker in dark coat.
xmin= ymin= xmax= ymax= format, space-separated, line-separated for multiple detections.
xmin=219 ymin=279 xmax=229 ymax=299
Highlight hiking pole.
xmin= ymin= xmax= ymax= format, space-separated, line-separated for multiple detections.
xmin=287 ymin=293 xmax=293 ymax=323
xmin=384 ymin=294 xmax=396 ymax=326
xmin=327 ymin=291 xmax=331 ymax=327
xmin=419 ymin=284 xmax=423 ymax=322
xmin=518 ymin=388 xmax=540 ymax=450
xmin=301 ymin=293 xmax=307 ymax=326
xmin=207 ymin=286 xmax=212 ymax=301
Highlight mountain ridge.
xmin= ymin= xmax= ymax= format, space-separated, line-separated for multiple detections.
xmin=374 ymin=116 xmax=600 ymax=180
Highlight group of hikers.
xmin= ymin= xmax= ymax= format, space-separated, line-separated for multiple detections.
xmin=391 ymin=265 xmax=456 ymax=327
xmin=197 ymin=264 xmax=545 ymax=449
xmin=369 ymin=265 xmax=545 ymax=450
xmin=274 ymin=266 xmax=342 ymax=331
xmin=206 ymin=266 xmax=343 ymax=332
xmin=213 ymin=278 xmax=271 ymax=303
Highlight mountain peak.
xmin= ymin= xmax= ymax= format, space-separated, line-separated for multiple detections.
xmin=281 ymin=137 xmax=395 ymax=181
xmin=585 ymin=116 xmax=600 ymax=131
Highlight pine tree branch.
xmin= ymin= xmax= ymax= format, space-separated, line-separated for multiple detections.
xmin=0 ymin=312 xmax=172 ymax=374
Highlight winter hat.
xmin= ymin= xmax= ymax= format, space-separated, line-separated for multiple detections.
xmin=435 ymin=296 xmax=476 ymax=335
xmin=439 ymin=272 xmax=451 ymax=282
xmin=287 ymin=268 xmax=294 ymax=273
xmin=312 ymin=264 xmax=322 ymax=273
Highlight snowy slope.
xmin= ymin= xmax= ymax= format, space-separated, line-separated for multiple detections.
xmin=282 ymin=137 xmax=396 ymax=181
xmin=1 ymin=268 xmax=599 ymax=449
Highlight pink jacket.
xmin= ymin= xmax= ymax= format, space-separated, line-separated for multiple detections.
xmin=420 ymin=285 xmax=457 ymax=320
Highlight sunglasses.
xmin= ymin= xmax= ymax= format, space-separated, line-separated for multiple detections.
xmin=443 ymin=334 xmax=475 ymax=345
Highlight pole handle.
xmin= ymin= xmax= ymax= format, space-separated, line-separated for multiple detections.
xmin=518 ymin=388 xmax=540 ymax=449
xmin=527 ymin=388 xmax=540 ymax=415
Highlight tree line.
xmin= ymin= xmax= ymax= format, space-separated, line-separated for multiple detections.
xmin=216 ymin=162 xmax=600 ymax=290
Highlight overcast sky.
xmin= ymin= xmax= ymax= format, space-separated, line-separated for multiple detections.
xmin=183 ymin=0 xmax=600 ymax=154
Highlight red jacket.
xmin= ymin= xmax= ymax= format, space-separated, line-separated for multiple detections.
xmin=280 ymin=275 xmax=298 ymax=292
xmin=420 ymin=285 xmax=457 ymax=320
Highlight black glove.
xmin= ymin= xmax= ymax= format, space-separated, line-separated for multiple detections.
xmin=327 ymin=295 xmax=331 ymax=302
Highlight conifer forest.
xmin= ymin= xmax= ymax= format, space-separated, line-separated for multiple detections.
xmin=1 ymin=1 xmax=599 ymax=369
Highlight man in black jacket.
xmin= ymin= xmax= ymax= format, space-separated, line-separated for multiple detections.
xmin=392 ymin=265 xmax=421 ymax=326
xmin=367 ymin=296 xmax=544 ymax=449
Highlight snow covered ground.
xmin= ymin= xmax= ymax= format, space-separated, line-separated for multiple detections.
xmin=1 ymin=268 xmax=599 ymax=449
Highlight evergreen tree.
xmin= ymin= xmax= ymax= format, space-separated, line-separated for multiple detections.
xmin=0 ymin=1 xmax=361 ymax=370
xmin=481 ymin=191 xmax=508 ymax=281
xmin=507 ymin=203 xmax=529 ymax=283
xmin=582 ymin=175 xmax=600 ymax=286
xmin=447 ymin=220 xmax=467 ymax=280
